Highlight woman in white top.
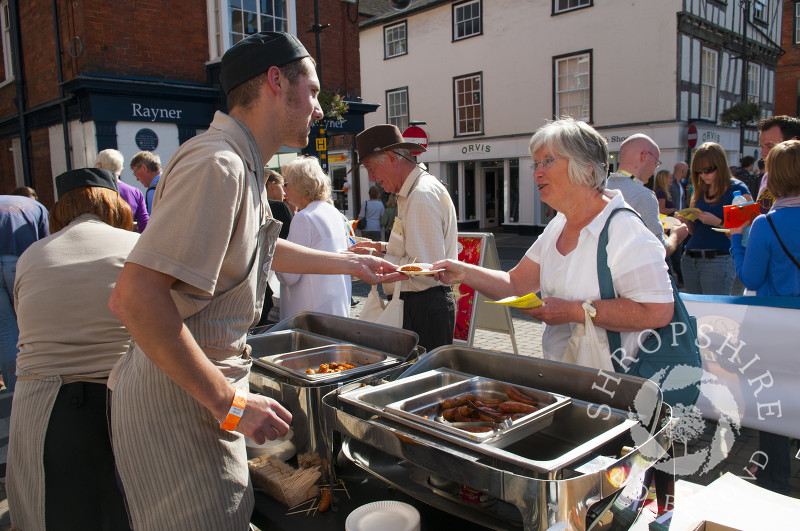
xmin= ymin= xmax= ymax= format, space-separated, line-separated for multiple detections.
xmin=433 ymin=118 xmax=674 ymax=366
xmin=278 ymin=156 xmax=351 ymax=319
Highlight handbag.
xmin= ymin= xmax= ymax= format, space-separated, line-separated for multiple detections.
xmin=563 ymin=300 xmax=614 ymax=372
xmin=359 ymin=283 xmax=404 ymax=328
xmin=598 ymin=207 xmax=702 ymax=407
xmin=357 ymin=201 xmax=368 ymax=230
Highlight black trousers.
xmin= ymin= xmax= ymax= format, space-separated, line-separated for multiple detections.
xmin=399 ymin=286 xmax=455 ymax=353
xmin=44 ymin=382 xmax=131 ymax=530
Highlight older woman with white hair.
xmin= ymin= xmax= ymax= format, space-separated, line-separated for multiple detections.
xmin=277 ymin=156 xmax=351 ymax=319
xmin=434 ymin=118 xmax=674 ymax=367
xmin=95 ymin=148 xmax=149 ymax=231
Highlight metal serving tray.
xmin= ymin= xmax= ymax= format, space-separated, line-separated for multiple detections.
xmin=384 ymin=376 xmax=570 ymax=445
xmin=248 ymin=329 xmax=341 ymax=357
xmin=255 ymin=344 xmax=403 ymax=382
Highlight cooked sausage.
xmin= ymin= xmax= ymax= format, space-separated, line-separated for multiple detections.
xmin=506 ymin=386 xmax=538 ymax=406
xmin=466 ymin=400 xmax=505 ymax=423
xmin=442 ymin=407 xmax=457 ymax=421
xmin=497 ymin=400 xmax=537 ymax=414
xmin=441 ymin=393 xmax=477 ymax=410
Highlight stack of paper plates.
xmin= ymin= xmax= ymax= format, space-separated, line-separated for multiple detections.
xmin=345 ymin=500 xmax=420 ymax=531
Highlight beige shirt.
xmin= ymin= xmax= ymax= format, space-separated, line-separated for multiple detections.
xmin=14 ymin=215 xmax=139 ymax=380
xmin=127 ymin=111 xmax=268 ymax=322
xmin=385 ymin=165 xmax=458 ymax=293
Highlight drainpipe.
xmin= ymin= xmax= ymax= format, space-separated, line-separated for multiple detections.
xmin=52 ymin=0 xmax=71 ymax=170
xmin=8 ymin=0 xmax=31 ymax=186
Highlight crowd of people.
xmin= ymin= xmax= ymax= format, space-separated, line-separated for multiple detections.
xmin=0 ymin=28 xmax=798 ymax=529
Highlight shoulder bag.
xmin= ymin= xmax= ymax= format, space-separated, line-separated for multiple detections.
xmin=357 ymin=201 xmax=368 ymax=230
xmin=598 ymin=207 xmax=702 ymax=407
xmin=766 ymin=215 xmax=800 ymax=271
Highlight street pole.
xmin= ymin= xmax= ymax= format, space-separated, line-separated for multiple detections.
xmin=739 ymin=0 xmax=751 ymax=161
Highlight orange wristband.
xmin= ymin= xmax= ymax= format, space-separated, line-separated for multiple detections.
xmin=220 ymin=388 xmax=247 ymax=431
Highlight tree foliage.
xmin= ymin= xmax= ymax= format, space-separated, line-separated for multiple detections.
xmin=720 ymin=102 xmax=762 ymax=126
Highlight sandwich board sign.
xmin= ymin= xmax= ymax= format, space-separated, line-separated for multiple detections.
xmin=453 ymin=232 xmax=518 ymax=355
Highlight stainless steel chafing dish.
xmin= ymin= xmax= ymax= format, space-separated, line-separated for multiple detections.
xmin=248 ymin=312 xmax=420 ymax=463
xmin=324 ymin=345 xmax=675 ymax=531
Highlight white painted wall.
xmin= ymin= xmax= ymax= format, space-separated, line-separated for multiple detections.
xmin=360 ymin=0 xmax=682 ymax=142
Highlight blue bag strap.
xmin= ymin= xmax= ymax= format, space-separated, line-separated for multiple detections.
xmin=597 ymin=207 xmax=643 ymax=372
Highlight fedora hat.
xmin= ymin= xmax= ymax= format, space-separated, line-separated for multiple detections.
xmin=353 ymin=124 xmax=426 ymax=170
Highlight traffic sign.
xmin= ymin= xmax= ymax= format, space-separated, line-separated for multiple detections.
xmin=687 ymin=124 xmax=698 ymax=149
xmin=402 ymin=126 xmax=428 ymax=155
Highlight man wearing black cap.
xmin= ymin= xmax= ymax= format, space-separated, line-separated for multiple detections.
xmin=350 ymin=124 xmax=458 ymax=351
xmin=108 ymin=33 xmax=401 ymax=530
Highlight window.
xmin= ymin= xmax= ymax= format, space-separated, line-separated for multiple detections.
xmin=1 ymin=0 xmax=13 ymax=83
xmin=700 ymin=47 xmax=718 ymax=120
xmin=453 ymin=0 xmax=481 ymax=41
xmin=795 ymin=3 xmax=800 ymax=45
xmin=553 ymin=0 xmax=591 ymax=15
xmin=386 ymin=88 xmax=409 ymax=132
xmin=554 ymin=51 xmax=591 ymax=121
xmin=208 ymin=1 xmax=296 ymax=60
xmin=752 ymin=0 xmax=767 ymax=24
xmin=384 ymin=22 xmax=407 ymax=59
xmin=747 ymin=63 xmax=760 ymax=103
xmin=229 ymin=0 xmax=287 ymax=45
xmin=454 ymin=73 xmax=483 ymax=136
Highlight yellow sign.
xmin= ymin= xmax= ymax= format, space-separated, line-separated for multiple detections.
xmin=316 ymin=138 xmax=327 ymax=151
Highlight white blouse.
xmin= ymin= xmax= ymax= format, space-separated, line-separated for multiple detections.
xmin=526 ymin=190 xmax=673 ymax=363
xmin=277 ymin=200 xmax=351 ymax=319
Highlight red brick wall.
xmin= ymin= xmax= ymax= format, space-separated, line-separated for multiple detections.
xmin=18 ymin=0 xmax=60 ymax=107
xmin=296 ymin=0 xmax=362 ymax=98
xmin=73 ymin=0 xmax=209 ymax=83
xmin=776 ymin=2 xmax=800 ymax=117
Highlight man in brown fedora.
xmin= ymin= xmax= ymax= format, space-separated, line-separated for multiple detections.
xmin=350 ymin=124 xmax=458 ymax=351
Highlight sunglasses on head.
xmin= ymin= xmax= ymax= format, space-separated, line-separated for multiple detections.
xmin=699 ymin=166 xmax=717 ymax=175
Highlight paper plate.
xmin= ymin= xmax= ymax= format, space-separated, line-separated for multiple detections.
xmin=345 ymin=500 xmax=421 ymax=531
xmin=488 ymin=293 xmax=543 ymax=309
xmin=661 ymin=216 xmax=681 ymax=229
xmin=398 ymin=263 xmax=444 ymax=276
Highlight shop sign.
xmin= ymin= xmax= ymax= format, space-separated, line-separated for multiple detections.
xmin=131 ymin=103 xmax=183 ymax=122
xmin=461 ymin=143 xmax=492 ymax=156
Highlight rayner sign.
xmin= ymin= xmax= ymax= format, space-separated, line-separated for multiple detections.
xmin=131 ymin=103 xmax=183 ymax=122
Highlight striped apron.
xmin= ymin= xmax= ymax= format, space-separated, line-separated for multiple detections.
xmin=111 ymin=215 xmax=281 ymax=530
xmin=6 ymin=370 xmax=110 ymax=530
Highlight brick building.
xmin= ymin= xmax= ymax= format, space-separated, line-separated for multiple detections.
xmin=0 ymin=0 xmax=374 ymax=213
xmin=775 ymin=1 xmax=800 ymax=116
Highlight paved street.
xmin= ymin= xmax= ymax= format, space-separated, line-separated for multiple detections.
xmin=0 ymin=230 xmax=796 ymax=529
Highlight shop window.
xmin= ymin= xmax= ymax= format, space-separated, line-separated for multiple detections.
xmin=1 ymin=0 xmax=13 ymax=83
xmin=453 ymin=0 xmax=481 ymax=41
xmin=553 ymin=0 xmax=591 ymax=15
xmin=554 ymin=50 xmax=591 ymax=122
xmin=454 ymin=72 xmax=483 ymax=137
xmin=464 ymin=161 xmax=476 ymax=221
xmin=700 ymin=47 xmax=718 ymax=120
xmin=384 ymin=21 xmax=407 ymax=59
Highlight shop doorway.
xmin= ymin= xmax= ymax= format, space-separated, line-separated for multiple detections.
xmin=480 ymin=166 xmax=502 ymax=228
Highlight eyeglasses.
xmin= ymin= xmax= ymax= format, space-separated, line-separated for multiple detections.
xmin=644 ymin=151 xmax=662 ymax=168
xmin=532 ymin=158 xmax=563 ymax=171
xmin=700 ymin=166 xmax=717 ymax=175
